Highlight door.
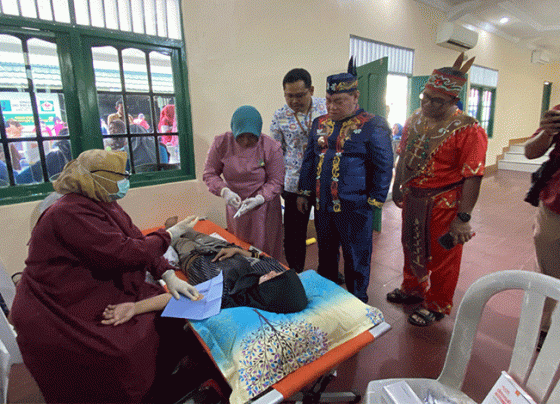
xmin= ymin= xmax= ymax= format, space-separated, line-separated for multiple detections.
xmin=408 ymin=75 xmax=468 ymax=117
xmin=356 ymin=57 xmax=388 ymax=118
xmin=356 ymin=57 xmax=388 ymax=231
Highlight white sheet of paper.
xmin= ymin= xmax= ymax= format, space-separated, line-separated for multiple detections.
xmin=209 ymin=232 xmax=228 ymax=242
xmin=161 ymin=272 xmax=223 ymax=320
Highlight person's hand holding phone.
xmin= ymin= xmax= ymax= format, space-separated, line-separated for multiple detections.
xmin=540 ymin=109 xmax=560 ymax=139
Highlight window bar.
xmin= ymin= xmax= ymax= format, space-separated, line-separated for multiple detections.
xmin=115 ymin=0 xmax=121 ymax=31
xmin=153 ymin=0 xmax=158 ymax=37
xmin=125 ymin=136 xmax=133 ymax=170
xmin=0 ymin=120 xmax=17 ymax=186
xmin=162 ymin=0 xmax=168 ymax=38
xmin=87 ymin=0 xmax=93 ymax=28
xmin=30 ymin=92 xmax=51 ymax=182
xmin=125 ymin=0 xmax=133 ymax=33
xmin=488 ymin=90 xmax=496 ymax=137
xmin=68 ymin=0 xmax=77 ymax=25
xmin=101 ymin=0 xmax=107 ymax=28
xmin=34 ymin=0 xmax=41 ymax=19
xmin=140 ymin=0 xmax=147 ymax=35
xmin=21 ymin=39 xmax=50 ymax=183
xmin=477 ymin=90 xmax=483 ymax=123
xmin=49 ymin=0 xmax=55 ymax=21
xmin=144 ymin=51 xmax=161 ymax=169
xmin=17 ymin=0 xmax=23 ymax=16
xmin=116 ymin=48 xmax=134 ymax=166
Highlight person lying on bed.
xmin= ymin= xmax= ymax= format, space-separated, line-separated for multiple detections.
xmin=102 ymin=227 xmax=308 ymax=325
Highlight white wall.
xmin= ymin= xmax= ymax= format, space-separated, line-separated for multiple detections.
xmin=1 ymin=0 xmax=559 ymax=275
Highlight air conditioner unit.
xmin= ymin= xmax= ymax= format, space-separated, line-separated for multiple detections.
xmin=531 ymin=50 xmax=550 ymax=65
xmin=436 ymin=22 xmax=478 ymax=52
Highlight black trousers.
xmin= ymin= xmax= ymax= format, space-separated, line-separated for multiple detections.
xmin=282 ymin=191 xmax=313 ymax=272
xmin=143 ymin=318 xmax=229 ymax=404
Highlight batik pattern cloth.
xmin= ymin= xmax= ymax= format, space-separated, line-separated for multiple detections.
xmin=189 ymin=270 xmax=384 ymax=404
xmin=270 ymin=97 xmax=327 ymax=193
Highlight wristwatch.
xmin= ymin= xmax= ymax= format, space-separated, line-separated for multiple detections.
xmin=457 ymin=212 xmax=471 ymax=222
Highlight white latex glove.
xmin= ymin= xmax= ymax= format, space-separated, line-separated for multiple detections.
xmin=234 ymin=195 xmax=265 ymax=218
xmin=220 ymin=187 xmax=242 ymax=209
xmin=161 ymin=269 xmax=201 ymax=300
xmin=166 ymin=215 xmax=199 ymax=241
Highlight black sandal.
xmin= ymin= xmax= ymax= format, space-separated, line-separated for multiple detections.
xmin=408 ymin=307 xmax=445 ymax=327
xmin=386 ymin=288 xmax=424 ymax=304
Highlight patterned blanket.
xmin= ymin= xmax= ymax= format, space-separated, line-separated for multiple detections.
xmin=190 ymin=270 xmax=384 ymax=404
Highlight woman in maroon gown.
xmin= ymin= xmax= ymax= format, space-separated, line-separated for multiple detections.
xmin=11 ymin=149 xmax=199 ymax=403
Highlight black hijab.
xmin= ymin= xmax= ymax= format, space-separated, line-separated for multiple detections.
xmin=224 ymin=269 xmax=308 ymax=314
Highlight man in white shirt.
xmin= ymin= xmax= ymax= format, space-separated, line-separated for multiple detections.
xmin=270 ymin=69 xmax=327 ymax=273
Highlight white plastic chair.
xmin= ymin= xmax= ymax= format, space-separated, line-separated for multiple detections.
xmin=365 ymin=270 xmax=560 ymax=404
xmin=0 ymin=260 xmax=16 ymax=310
xmin=0 ymin=259 xmax=23 ymax=404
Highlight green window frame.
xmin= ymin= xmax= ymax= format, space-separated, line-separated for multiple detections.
xmin=468 ymin=65 xmax=498 ymax=138
xmin=467 ymin=85 xmax=496 ymax=138
xmin=0 ymin=14 xmax=194 ymax=206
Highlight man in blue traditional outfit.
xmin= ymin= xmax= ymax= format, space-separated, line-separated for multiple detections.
xmin=297 ymin=62 xmax=393 ymax=303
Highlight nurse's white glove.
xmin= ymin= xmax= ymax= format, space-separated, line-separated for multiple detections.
xmin=161 ymin=269 xmax=200 ymax=300
xmin=234 ymin=195 xmax=265 ymax=218
xmin=221 ymin=187 xmax=242 ymax=209
xmin=166 ymin=215 xmax=199 ymax=241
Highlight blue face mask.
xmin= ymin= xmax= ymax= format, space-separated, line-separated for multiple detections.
xmin=112 ymin=178 xmax=130 ymax=200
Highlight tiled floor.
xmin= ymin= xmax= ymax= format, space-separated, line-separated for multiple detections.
xmin=324 ymin=169 xmax=538 ymax=403
xmin=8 ymin=169 xmax=538 ymax=403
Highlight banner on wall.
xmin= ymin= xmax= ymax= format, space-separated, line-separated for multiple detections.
xmin=1 ymin=92 xmax=61 ymax=128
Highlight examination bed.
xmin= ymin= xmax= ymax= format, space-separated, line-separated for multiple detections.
xmin=145 ymin=219 xmax=391 ymax=403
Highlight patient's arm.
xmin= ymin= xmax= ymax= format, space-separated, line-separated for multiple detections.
xmin=101 ymin=293 xmax=172 ymax=326
xmin=212 ymin=246 xmax=251 ymax=262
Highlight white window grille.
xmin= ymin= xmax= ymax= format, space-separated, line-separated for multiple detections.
xmin=0 ymin=0 xmax=181 ymax=39
xmin=470 ymin=65 xmax=498 ymax=88
xmin=350 ymin=35 xmax=414 ymax=75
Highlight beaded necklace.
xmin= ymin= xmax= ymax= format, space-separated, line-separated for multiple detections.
xmin=405 ymin=109 xmax=461 ymax=171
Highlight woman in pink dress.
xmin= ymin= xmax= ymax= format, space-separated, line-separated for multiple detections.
xmin=203 ymin=105 xmax=284 ymax=260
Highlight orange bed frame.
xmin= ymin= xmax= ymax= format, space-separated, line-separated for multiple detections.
xmin=144 ymin=220 xmax=391 ymax=403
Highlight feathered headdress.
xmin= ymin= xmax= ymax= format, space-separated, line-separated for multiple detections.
xmin=424 ymin=52 xmax=475 ymax=98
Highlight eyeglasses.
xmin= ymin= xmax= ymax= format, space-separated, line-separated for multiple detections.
xmin=284 ymin=90 xmax=309 ymax=100
xmin=420 ymin=93 xmax=454 ymax=108
xmin=90 ymin=169 xmax=131 ymax=179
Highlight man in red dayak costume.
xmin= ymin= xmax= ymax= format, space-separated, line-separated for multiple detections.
xmin=387 ymin=53 xmax=488 ymax=326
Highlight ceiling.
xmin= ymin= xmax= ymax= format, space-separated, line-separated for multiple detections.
xmin=415 ymin=0 xmax=560 ymax=62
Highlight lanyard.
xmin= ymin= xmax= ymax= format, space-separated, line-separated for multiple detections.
xmin=293 ymin=103 xmax=313 ymax=135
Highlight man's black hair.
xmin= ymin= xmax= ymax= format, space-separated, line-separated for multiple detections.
xmin=109 ymin=119 xmax=126 ymax=134
xmin=115 ymin=100 xmax=123 ymax=109
xmin=283 ymin=68 xmax=312 ymax=89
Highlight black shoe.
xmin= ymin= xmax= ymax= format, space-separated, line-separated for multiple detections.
xmin=386 ymin=288 xmax=424 ymax=304
xmin=336 ymin=272 xmax=345 ymax=285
